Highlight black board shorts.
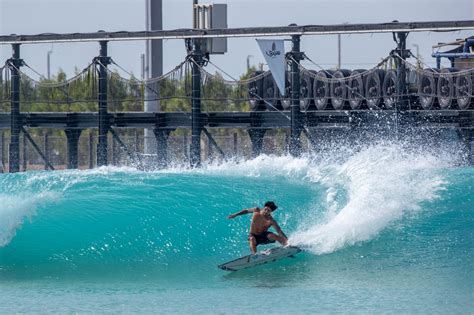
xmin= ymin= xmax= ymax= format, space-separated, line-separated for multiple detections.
xmin=249 ymin=231 xmax=276 ymax=245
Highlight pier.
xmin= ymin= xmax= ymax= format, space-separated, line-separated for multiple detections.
xmin=1 ymin=20 xmax=473 ymax=172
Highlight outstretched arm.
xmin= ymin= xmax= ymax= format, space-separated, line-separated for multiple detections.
xmin=228 ymin=207 xmax=257 ymax=219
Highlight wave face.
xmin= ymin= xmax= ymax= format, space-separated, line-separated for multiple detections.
xmin=0 ymin=143 xmax=472 ymax=282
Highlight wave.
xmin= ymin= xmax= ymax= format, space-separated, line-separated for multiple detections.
xmin=290 ymin=145 xmax=448 ymax=253
xmin=0 ymin=142 xmax=470 ymax=274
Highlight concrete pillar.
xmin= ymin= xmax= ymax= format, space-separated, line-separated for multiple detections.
xmin=65 ymin=129 xmax=82 ymax=169
xmin=248 ymin=129 xmax=266 ymax=157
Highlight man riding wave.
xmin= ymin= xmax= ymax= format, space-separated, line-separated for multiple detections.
xmin=228 ymin=201 xmax=288 ymax=255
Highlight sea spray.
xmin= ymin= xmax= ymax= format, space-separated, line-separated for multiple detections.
xmin=290 ymin=144 xmax=448 ymax=253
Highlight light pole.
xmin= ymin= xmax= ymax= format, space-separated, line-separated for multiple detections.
xmin=141 ymin=53 xmax=145 ymax=80
xmin=337 ymin=23 xmax=348 ymax=70
xmin=47 ymin=50 xmax=53 ymax=79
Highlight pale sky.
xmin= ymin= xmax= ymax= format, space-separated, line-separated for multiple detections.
xmin=1 ymin=0 xmax=473 ymax=80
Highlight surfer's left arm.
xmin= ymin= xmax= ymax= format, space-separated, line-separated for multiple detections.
xmin=271 ymin=220 xmax=288 ymax=242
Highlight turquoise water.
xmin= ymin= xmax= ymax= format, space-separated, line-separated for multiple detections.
xmin=0 ymin=144 xmax=472 ymax=313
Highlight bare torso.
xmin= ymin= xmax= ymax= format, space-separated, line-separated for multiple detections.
xmin=249 ymin=210 xmax=274 ymax=234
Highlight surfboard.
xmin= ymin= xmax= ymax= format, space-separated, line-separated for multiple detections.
xmin=218 ymin=246 xmax=302 ymax=271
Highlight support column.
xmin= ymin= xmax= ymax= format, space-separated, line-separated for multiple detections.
xmin=153 ymin=128 xmax=170 ymax=168
xmin=88 ymin=132 xmax=94 ymax=169
xmin=9 ymin=44 xmax=22 ymax=173
xmin=22 ymin=132 xmax=27 ymax=171
xmin=183 ymin=133 xmax=188 ymax=159
xmin=190 ymin=40 xmax=204 ymax=167
xmin=395 ymin=32 xmax=409 ymax=111
xmin=97 ymin=41 xmax=110 ymax=166
xmin=44 ymin=133 xmax=49 ymax=170
xmin=65 ymin=129 xmax=82 ymax=169
xmin=233 ymin=132 xmax=238 ymax=156
xmin=111 ymin=134 xmax=117 ymax=165
xmin=248 ymin=129 xmax=266 ymax=157
xmin=144 ymin=0 xmax=163 ymax=155
xmin=289 ymin=34 xmax=303 ymax=156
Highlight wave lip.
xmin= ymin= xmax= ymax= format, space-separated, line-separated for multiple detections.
xmin=0 ymin=192 xmax=60 ymax=247
xmin=291 ymin=144 xmax=447 ymax=254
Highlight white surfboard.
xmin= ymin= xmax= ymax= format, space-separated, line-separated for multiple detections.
xmin=218 ymin=246 xmax=302 ymax=271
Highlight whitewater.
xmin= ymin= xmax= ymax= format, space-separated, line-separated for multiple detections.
xmin=0 ymin=143 xmax=472 ymax=313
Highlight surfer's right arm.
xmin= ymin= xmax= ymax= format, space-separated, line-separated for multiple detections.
xmin=228 ymin=208 xmax=257 ymax=219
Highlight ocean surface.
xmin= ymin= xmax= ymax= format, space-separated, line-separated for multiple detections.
xmin=0 ymin=143 xmax=472 ymax=313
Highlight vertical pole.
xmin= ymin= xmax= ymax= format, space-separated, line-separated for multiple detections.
xmin=65 ymin=129 xmax=82 ymax=169
xmin=183 ymin=132 xmax=188 ymax=159
xmin=397 ymin=32 xmax=408 ymax=111
xmin=44 ymin=133 xmax=49 ymax=170
xmin=289 ymin=34 xmax=302 ymax=156
xmin=111 ymin=134 xmax=116 ymax=165
xmin=153 ymin=128 xmax=169 ymax=168
xmin=97 ymin=41 xmax=110 ymax=166
xmin=47 ymin=51 xmax=52 ymax=80
xmin=233 ymin=132 xmax=238 ymax=156
xmin=22 ymin=132 xmax=27 ymax=171
xmin=9 ymin=44 xmax=21 ymax=173
xmin=135 ymin=129 xmax=139 ymax=153
xmin=88 ymin=132 xmax=94 ymax=169
xmin=190 ymin=39 xmax=203 ymax=167
xmin=144 ymin=0 xmax=163 ymax=155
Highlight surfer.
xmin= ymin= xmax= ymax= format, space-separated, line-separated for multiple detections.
xmin=227 ymin=201 xmax=288 ymax=255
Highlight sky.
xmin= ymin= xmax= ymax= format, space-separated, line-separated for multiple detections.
xmin=0 ymin=0 xmax=473 ymax=80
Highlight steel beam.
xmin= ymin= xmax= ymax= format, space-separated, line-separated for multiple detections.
xmin=1 ymin=20 xmax=474 ymax=44
xmin=1 ymin=110 xmax=473 ymax=130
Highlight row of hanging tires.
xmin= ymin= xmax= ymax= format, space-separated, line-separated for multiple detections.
xmin=248 ymin=68 xmax=473 ymax=111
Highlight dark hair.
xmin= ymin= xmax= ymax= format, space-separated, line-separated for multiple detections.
xmin=264 ymin=201 xmax=277 ymax=211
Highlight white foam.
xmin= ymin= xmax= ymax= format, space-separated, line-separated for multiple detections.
xmin=0 ymin=192 xmax=59 ymax=247
xmin=290 ymin=144 xmax=448 ymax=254
xmin=161 ymin=154 xmax=314 ymax=179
